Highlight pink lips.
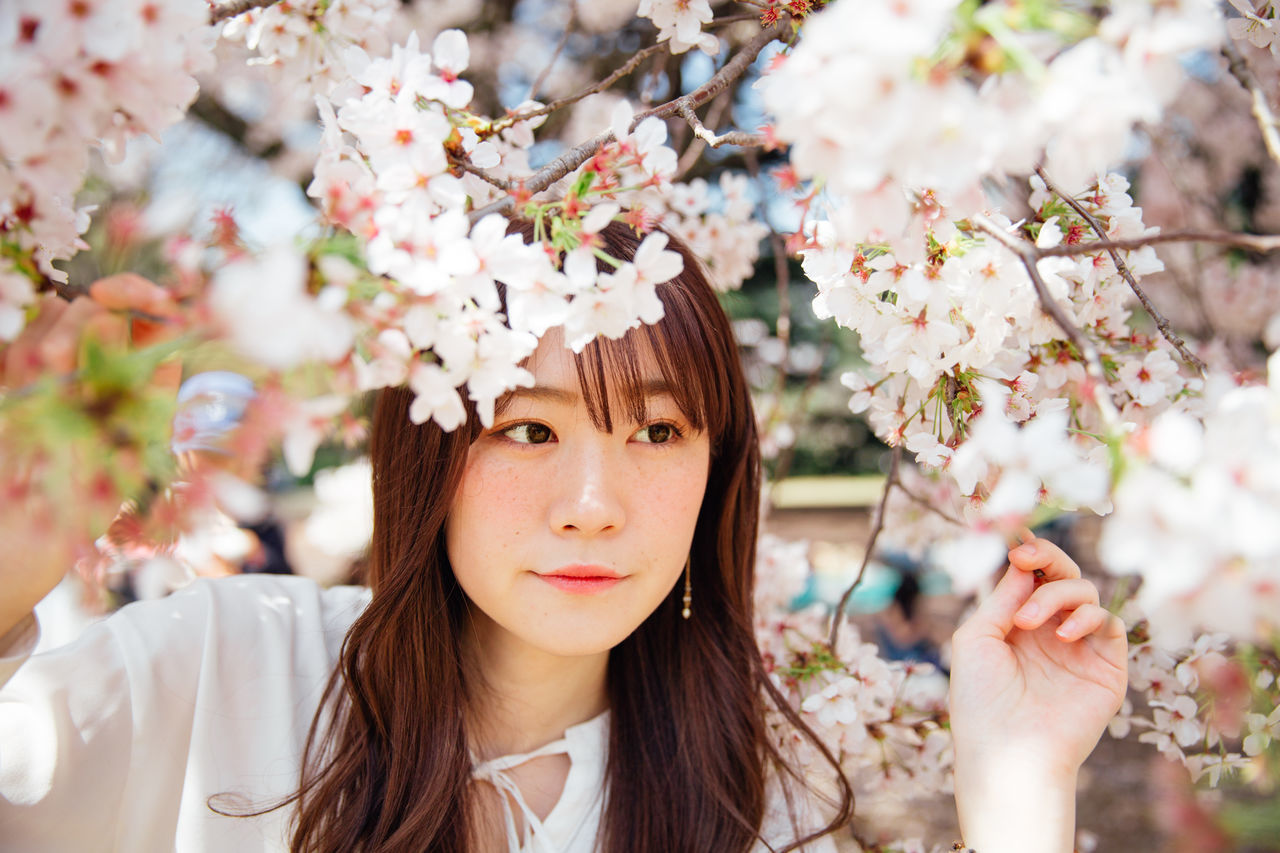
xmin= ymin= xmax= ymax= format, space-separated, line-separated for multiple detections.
xmin=536 ymin=564 xmax=624 ymax=594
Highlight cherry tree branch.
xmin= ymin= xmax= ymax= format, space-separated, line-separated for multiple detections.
xmin=709 ymin=12 xmax=764 ymax=26
xmin=828 ymin=446 xmax=900 ymax=652
xmin=634 ymin=21 xmax=784 ymax=123
xmin=743 ymin=148 xmax=794 ymax=404
xmin=674 ymin=92 xmax=732 ymax=177
xmin=489 ymin=42 xmax=671 ymax=135
xmin=765 ymin=350 xmax=828 ymax=502
xmin=1033 ymin=229 xmax=1280 ymax=257
xmin=675 ymin=102 xmax=769 ymax=149
xmin=1035 ymin=167 xmax=1207 ymax=377
xmin=528 ymin=0 xmax=577 ymax=102
xmin=974 ymin=213 xmax=1121 ymax=428
xmin=470 ymin=21 xmax=786 ymax=222
xmin=741 ymin=148 xmax=822 ymax=507
xmin=448 ymin=152 xmax=514 ymax=192
xmin=1223 ymin=40 xmax=1280 ymax=167
xmin=208 ymin=0 xmax=278 ymax=25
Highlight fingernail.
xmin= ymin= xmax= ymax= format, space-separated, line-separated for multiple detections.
xmin=1056 ymin=619 xmax=1077 ymax=638
xmin=1016 ymin=602 xmax=1039 ymax=621
xmin=1012 ymin=543 xmax=1037 ymax=558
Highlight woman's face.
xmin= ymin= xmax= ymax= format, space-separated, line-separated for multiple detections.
xmin=445 ymin=331 xmax=711 ymax=658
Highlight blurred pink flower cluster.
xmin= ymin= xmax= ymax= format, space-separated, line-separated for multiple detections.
xmin=0 ymin=0 xmax=213 ymax=338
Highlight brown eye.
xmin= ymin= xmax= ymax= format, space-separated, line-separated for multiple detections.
xmin=633 ymin=423 xmax=677 ymax=444
xmin=505 ymin=423 xmax=554 ymax=444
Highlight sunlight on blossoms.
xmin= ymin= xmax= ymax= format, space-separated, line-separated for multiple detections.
xmin=6 ymin=0 xmax=1280 ymax=847
xmin=1101 ymin=353 xmax=1280 ymax=648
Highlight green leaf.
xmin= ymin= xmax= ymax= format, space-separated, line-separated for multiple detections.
xmin=571 ymin=169 xmax=596 ymax=199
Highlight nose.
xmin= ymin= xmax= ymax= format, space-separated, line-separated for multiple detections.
xmin=549 ymin=440 xmax=625 ymax=536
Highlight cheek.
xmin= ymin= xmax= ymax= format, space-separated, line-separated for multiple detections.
xmin=446 ymin=458 xmax=543 ymax=566
xmin=658 ymin=471 xmax=707 ymax=523
xmin=635 ymin=456 xmax=710 ymax=541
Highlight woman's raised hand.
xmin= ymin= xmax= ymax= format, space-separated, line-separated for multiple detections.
xmin=947 ymin=536 xmax=1129 ymax=853
xmin=0 ymin=276 xmax=179 ymax=640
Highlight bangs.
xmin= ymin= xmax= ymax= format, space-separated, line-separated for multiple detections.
xmin=491 ymin=282 xmax=724 ymax=438
xmin=570 ymin=301 xmax=714 ymax=436
xmin=494 ymin=218 xmax=739 ymax=446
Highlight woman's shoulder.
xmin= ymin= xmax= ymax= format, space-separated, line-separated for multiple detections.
xmin=149 ymin=572 xmax=371 ymax=633
xmin=0 ymin=575 xmax=373 ymax=851
xmin=108 ymin=573 xmax=371 ymax=673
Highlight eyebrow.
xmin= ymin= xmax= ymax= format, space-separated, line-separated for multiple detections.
xmin=494 ymin=379 xmax=676 ymax=413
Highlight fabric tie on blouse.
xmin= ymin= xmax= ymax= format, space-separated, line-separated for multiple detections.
xmin=471 ymin=729 xmax=591 ymax=853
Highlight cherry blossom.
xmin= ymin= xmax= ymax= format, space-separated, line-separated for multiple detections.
xmin=637 ymin=0 xmax=718 ymax=55
xmin=4 ymin=1 xmax=1280 ymax=835
xmin=1100 ymin=355 xmax=1280 ymax=647
xmin=1227 ymin=0 xmax=1279 ymax=52
xmin=407 ymin=360 xmax=466 ymax=430
xmin=208 ymin=245 xmax=355 ymax=371
xmin=0 ymin=0 xmax=211 ymax=331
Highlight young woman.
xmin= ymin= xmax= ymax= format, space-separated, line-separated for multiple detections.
xmin=0 ymin=222 xmax=1128 ymax=852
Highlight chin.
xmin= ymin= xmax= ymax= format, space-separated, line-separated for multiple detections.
xmin=520 ymin=614 xmax=640 ymax=658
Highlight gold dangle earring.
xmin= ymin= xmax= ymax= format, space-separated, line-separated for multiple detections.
xmin=681 ymin=557 xmax=692 ymax=620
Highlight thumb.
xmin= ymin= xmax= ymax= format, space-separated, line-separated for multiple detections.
xmin=89 ymin=273 xmax=178 ymax=318
xmin=963 ymin=563 xmax=1035 ymax=641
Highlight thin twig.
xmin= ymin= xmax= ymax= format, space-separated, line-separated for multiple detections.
xmin=448 ymin=153 xmax=514 ymax=192
xmin=468 ymin=134 xmax=607 ymax=222
xmin=1142 ymin=129 xmax=1220 ymax=341
xmin=766 ymin=347 xmax=827 ymax=500
xmin=674 ymin=91 xmax=731 ymax=178
xmin=470 ymin=21 xmax=786 ymax=222
xmin=743 ymin=147 xmax=803 ymax=507
xmin=1035 ymin=167 xmax=1207 ymax=377
xmin=974 ymin=213 xmax=1120 ymax=429
xmin=38 ymin=277 xmax=86 ymax=301
xmin=639 ymin=42 xmax=668 ymax=106
xmin=770 ymin=230 xmax=792 ymax=399
xmin=488 ymin=43 xmax=671 ymax=136
xmin=675 ymin=101 xmax=768 ymax=148
xmin=828 ymin=446 xmax=900 ymax=652
xmin=1033 ymin=229 xmax=1280 ymax=257
xmin=635 ymin=21 xmax=784 ymax=123
xmin=895 ymin=479 xmax=964 ymax=527
xmin=1223 ymin=40 xmax=1280 ymax=167
xmin=710 ymin=12 xmax=765 ymax=26
xmin=529 ymin=1 xmax=577 ymax=102
xmin=208 ymin=0 xmax=278 ymax=25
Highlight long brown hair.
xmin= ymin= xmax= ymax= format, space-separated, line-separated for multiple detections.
xmin=282 ymin=220 xmax=853 ymax=851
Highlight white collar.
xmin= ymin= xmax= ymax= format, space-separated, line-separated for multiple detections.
xmin=470 ymin=711 xmax=610 ymax=853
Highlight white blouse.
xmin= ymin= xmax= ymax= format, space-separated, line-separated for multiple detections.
xmin=0 ymin=574 xmax=835 ymax=852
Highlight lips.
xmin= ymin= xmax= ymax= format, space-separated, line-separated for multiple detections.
xmin=536 ymin=564 xmax=624 ymax=594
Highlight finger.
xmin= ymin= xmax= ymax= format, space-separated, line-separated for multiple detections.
xmin=38 ymin=296 xmax=102 ymax=374
xmin=82 ymin=312 xmax=130 ymax=352
xmin=1053 ymin=603 xmax=1116 ymax=642
xmin=89 ymin=273 xmax=178 ymax=318
xmin=1007 ymin=537 xmax=1082 ymax=582
xmin=1087 ymin=609 xmax=1129 ymax=647
xmin=1012 ymin=577 xmax=1100 ymax=631
xmin=3 ymin=294 xmax=68 ymax=387
xmin=955 ymin=563 xmax=1035 ymax=642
